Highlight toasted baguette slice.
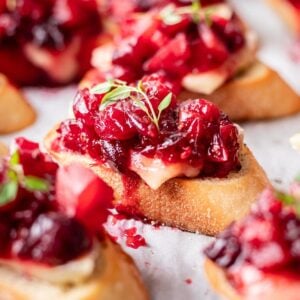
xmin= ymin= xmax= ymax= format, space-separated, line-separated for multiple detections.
xmin=45 ymin=129 xmax=269 ymax=235
xmin=179 ymin=62 xmax=300 ymax=121
xmin=205 ymin=258 xmax=300 ymax=300
xmin=266 ymin=0 xmax=300 ymax=34
xmin=0 ymin=74 xmax=36 ymax=134
xmin=0 ymin=238 xmax=148 ymax=300
xmin=204 ymin=259 xmax=241 ymax=300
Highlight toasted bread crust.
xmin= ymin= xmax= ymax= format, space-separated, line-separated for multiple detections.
xmin=0 ymin=74 xmax=36 ymax=134
xmin=179 ymin=62 xmax=300 ymax=121
xmin=44 ymin=129 xmax=269 ymax=236
xmin=0 ymin=238 xmax=148 ymax=300
xmin=267 ymin=0 xmax=300 ymax=34
xmin=204 ymin=259 xmax=241 ymax=300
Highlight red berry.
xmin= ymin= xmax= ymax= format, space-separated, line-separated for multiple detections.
xmin=95 ymin=100 xmax=137 ymax=141
xmin=56 ymin=164 xmax=114 ymax=233
xmin=144 ymin=33 xmax=190 ymax=75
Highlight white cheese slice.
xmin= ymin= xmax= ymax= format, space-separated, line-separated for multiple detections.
xmin=129 ymin=151 xmax=201 ymax=190
xmin=129 ymin=124 xmax=243 ymax=189
xmin=0 ymin=244 xmax=100 ymax=285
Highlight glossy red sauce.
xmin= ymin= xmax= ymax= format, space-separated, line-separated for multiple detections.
xmin=123 ymin=227 xmax=147 ymax=249
xmin=53 ymin=73 xmax=241 ymax=199
xmin=287 ymin=0 xmax=300 ymax=10
xmin=0 ymin=138 xmax=113 ymax=266
xmin=94 ymin=1 xmax=245 ymax=86
xmin=0 ymin=0 xmax=102 ymax=85
xmin=205 ymin=188 xmax=300 ymax=292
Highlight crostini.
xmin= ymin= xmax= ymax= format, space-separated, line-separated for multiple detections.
xmin=0 ymin=0 xmax=104 ymax=86
xmin=45 ymin=74 xmax=269 ymax=235
xmin=204 ymin=187 xmax=300 ymax=300
xmin=267 ymin=0 xmax=300 ymax=34
xmin=0 ymin=138 xmax=148 ymax=300
xmin=85 ymin=0 xmax=300 ymax=120
xmin=0 ymin=74 xmax=36 ymax=134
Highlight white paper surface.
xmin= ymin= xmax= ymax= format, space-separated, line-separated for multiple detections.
xmin=1 ymin=1 xmax=300 ymax=299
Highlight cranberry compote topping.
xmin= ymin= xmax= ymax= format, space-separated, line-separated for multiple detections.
xmin=100 ymin=1 xmax=246 ymax=86
xmin=0 ymin=139 xmax=116 ymax=267
xmin=11 ymin=212 xmax=91 ymax=266
xmin=55 ymin=74 xmax=240 ymax=178
xmin=287 ymin=0 xmax=300 ymax=10
xmin=205 ymin=189 xmax=300 ymax=273
xmin=0 ymin=0 xmax=102 ymax=85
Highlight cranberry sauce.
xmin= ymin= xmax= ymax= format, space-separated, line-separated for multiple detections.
xmin=205 ymin=188 xmax=300 ymax=274
xmin=0 ymin=138 xmax=93 ymax=266
xmin=0 ymin=0 xmax=102 ymax=85
xmin=54 ymin=73 xmax=240 ymax=179
xmin=287 ymin=0 xmax=300 ymax=10
xmin=99 ymin=0 xmax=245 ymax=85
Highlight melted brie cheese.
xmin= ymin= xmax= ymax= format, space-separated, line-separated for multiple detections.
xmin=129 ymin=125 xmax=243 ymax=189
xmin=0 ymin=245 xmax=100 ymax=285
xmin=24 ymin=38 xmax=80 ymax=83
xmin=129 ymin=151 xmax=201 ymax=190
xmin=182 ymin=27 xmax=258 ymax=95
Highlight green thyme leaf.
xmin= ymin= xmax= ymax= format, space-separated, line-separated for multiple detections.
xmin=277 ymin=192 xmax=296 ymax=205
xmin=191 ymin=0 xmax=201 ymax=23
xmin=90 ymin=81 xmax=114 ymax=95
xmin=0 ymin=181 xmax=18 ymax=206
xmin=7 ymin=169 xmax=17 ymax=181
xmin=158 ymin=92 xmax=172 ymax=114
xmin=100 ymin=86 xmax=134 ymax=110
xmin=24 ymin=176 xmax=49 ymax=192
xmin=9 ymin=151 xmax=19 ymax=167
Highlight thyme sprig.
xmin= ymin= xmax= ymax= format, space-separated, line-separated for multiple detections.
xmin=91 ymin=79 xmax=173 ymax=130
xmin=276 ymin=191 xmax=300 ymax=216
xmin=0 ymin=151 xmax=50 ymax=206
xmin=160 ymin=0 xmax=215 ymax=27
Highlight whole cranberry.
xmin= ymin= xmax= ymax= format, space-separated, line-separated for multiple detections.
xmin=73 ymin=88 xmax=102 ymax=126
xmin=178 ymin=98 xmax=220 ymax=138
xmin=204 ymin=226 xmax=241 ymax=268
xmin=144 ymin=33 xmax=190 ymax=76
xmin=15 ymin=138 xmax=58 ymax=179
xmin=141 ymin=73 xmax=177 ymax=112
xmin=211 ymin=17 xmax=245 ymax=53
xmin=11 ymin=212 xmax=92 ymax=266
xmin=56 ymin=163 xmax=114 ymax=233
xmin=95 ymin=100 xmax=137 ymax=141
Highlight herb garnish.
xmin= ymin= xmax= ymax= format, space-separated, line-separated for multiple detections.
xmin=0 ymin=151 xmax=50 ymax=206
xmin=91 ymin=79 xmax=173 ymax=130
xmin=276 ymin=191 xmax=300 ymax=216
xmin=160 ymin=0 xmax=215 ymax=27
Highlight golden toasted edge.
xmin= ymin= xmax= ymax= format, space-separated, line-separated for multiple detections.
xmin=44 ymin=127 xmax=269 ymax=236
xmin=0 ymin=238 xmax=148 ymax=300
xmin=179 ymin=61 xmax=300 ymax=121
xmin=204 ymin=259 xmax=242 ymax=300
xmin=0 ymin=74 xmax=36 ymax=134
